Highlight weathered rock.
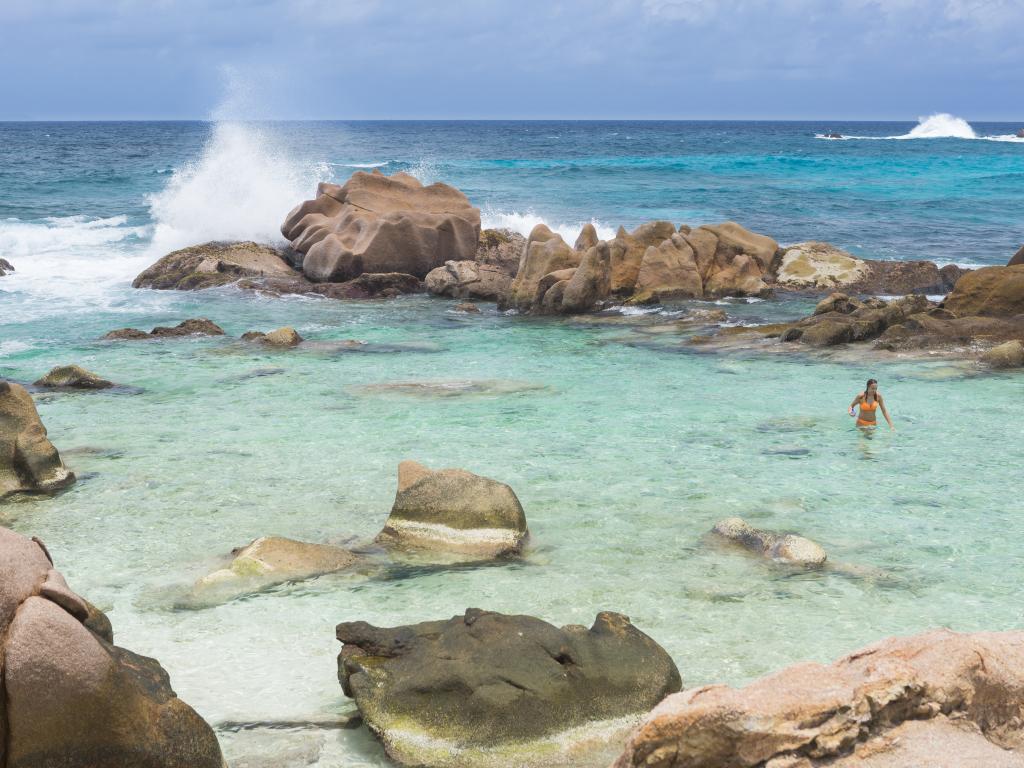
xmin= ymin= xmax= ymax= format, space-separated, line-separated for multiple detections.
xmin=375 ymin=460 xmax=529 ymax=557
xmin=103 ymin=318 xmax=225 ymax=340
xmin=700 ymin=221 xmax=779 ymax=273
xmin=782 ymin=295 xmax=932 ymax=347
xmin=193 ymin=536 xmax=360 ymax=597
xmin=944 ymin=265 xmax=1024 ymax=317
xmin=282 ymin=171 xmax=480 ymax=282
xmin=0 ymin=257 xmax=13 ymax=276
xmin=425 ymin=260 xmax=512 ymax=301
xmin=0 ymin=381 xmax=75 ymax=497
xmin=608 ymin=221 xmax=678 ymax=295
xmin=561 ymin=242 xmax=612 ymax=313
xmin=475 ymin=228 xmax=526 ymax=276
xmin=772 ymin=242 xmax=869 ymax=289
xmin=0 ymin=527 xmax=225 ymax=767
xmin=504 ymin=225 xmax=580 ymax=311
xmin=631 ymin=234 xmax=703 ymax=303
xmin=704 ymin=253 xmax=769 ymax=298
xmin=454 ymin=302 xmax=480 ymax=313
xmin=848 ymin=259 xmax=965 ymax=295
xmin=614 ymin=629 xmax=1024 ymax=768
xmin=813 ymin=292 xmax=864 ymax=315
xmin=711 ymin=517 xmax=827 ymax=567
xmin=878 ymin=313 xmax=1024 ymax=352
xmin=337 ymin=609 xmax=682 ymax=767
xmin=1010 ymin=245 xmax=1024 ymax=267
xmin=133 ymin=241 xmax=298 ymax=290
xmin=241 ymin=327 xmax=303 ymax=347
xmin=34 ymin=364 xmax=114 ymax=389
xmin=681 ymin=228 xmax=719 ymax=282
xmin=980 ymin=340 xmax=1024 ymax=369
xmin=574 ymin=222 xmax=599 ymax=251
xmin=255 ymin=272 xmax=424 ymax=300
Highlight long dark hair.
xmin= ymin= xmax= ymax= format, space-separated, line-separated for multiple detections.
xmin=865 ymin=378 xmax=878 ymax=401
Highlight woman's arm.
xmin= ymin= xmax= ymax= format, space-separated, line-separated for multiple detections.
xmin=878 ymin=394 xmax=895 ymax=429
xmin=849 ymin=393 xmax=862 ymax=416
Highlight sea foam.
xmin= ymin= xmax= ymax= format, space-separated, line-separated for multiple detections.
xmin=481 ymin=208 xmax=617 ymax=245
xmin=819 ymin=113 xmax=1023 ymax=142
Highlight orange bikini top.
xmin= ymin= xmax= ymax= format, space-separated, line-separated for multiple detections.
xmin=861 ymin=397 xmax=878 ymax=412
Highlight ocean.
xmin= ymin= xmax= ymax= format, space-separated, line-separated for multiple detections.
xmin=2 ymin=115 xmax=1023 ymax=765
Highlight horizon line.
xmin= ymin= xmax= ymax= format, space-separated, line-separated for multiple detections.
xmin=1 ymin=117 xmax=1023 ymax=124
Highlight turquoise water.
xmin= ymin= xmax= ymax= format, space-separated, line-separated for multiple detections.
xmin=2 ymin=118 xmax=1023 ymax=765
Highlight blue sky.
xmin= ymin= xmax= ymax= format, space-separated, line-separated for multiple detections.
xmin=1 ymin=0 xmax=1021 ymax=120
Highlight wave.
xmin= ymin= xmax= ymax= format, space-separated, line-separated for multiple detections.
xmin=333 ymin=161 xmax=389 ymax=169
xmin=481 ymin=208 xmax=617 ymax=245
xmin=816 ymin=113 xmax=1024 ymax=142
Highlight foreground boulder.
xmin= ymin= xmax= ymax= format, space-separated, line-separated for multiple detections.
xmin=241 ymin=327 xmax=303 ymax=347
xmin=711 ymin=517 xmax=827 ymax=567
xmin=981 ymin=340 xmax=1024 ymax=369
xmin=337 ymin=609 xmax=681 ymax=767
xmin=282 ymin=171 xmax=481 ymax=282
xmin=1 ymin=381 xmax=75 ymax=497
xmin=376 ymin=461 xmax=528 ymax=557
xmin=614 ymin=629 xmax=1024 ymax=768
xmin=944 ymin=264 xmax=1024 ymax=317
xmin=34 ymin=364 xmax=114 ymax=389
xmin=0 ymin=527 xmax=224 ymax=767
xmin=0 ymin=257 xmax=13 ymax=276
xmin=103 ymin=318 xmax=225 ymax=340
xmin=133 ymin=241 xmax=298 ymax=290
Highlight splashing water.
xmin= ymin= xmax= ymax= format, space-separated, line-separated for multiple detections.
xmin=902 ymin=113 xmax=977 ymax=139
xmin=481 ymin=208 xmax=617 ymax=244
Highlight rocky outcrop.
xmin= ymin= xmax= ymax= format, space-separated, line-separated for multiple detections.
xmin=631 ymin=234 xmax=702 ymax=303
xmin=943 ymin=264 xmax=1024 ymax=317
xmin=877 ymin=312 xmax=1024 ymax=353
xmin=852 ymin=259 xmax=964 ymax=295
xmin=574 ymin=222 xmax=600 ymax=251
xmin=375 ymin=460 xmax=529 ymax=557
xmin=337 ymin=609 xmax=681 ymax=767
xmin=132 ymin=241 xmax=298 ymax=290
xmin=281 ymin=171 xmax=480 ymax=282
xmin=0 ymin=527 xmax=225 ymax=767
xmin=1010 ymin=245 xmax=1024 ymax=267
xmin=609 ymin=221 xmax=679 ymax=295
xmin=0 ymin=257 xmax=13 ymax=276
xmin=711 ymin=517 xmax=827 ymax=567
xmin=193 ymin=536 xmax=360 ymax=600
xmin=772 ymin=242 xmax=869 ymax=289
xmin=561 ymin=242 xmax=612 ymax=313
xmin=425 ymin=260 xmax=513 ymax=301
xmin=614 ymin=629 xmax=1024 ymax=768
xmin=240 ymin=272 xmax=423 ymax=300
xmin=34 ymin=364 xmax=114 ymax=389
xmin=503 ymin=225 xmax=581 ymax=311
xmin=241 ymin=327 xmax=303 ymax=347
xmin=476 ymin=228 xmax=526 ymax=275
xmin=780 ymin=295 xmax=931 ymax=347
xmin=103 ymin=318 xmax=225 ymax=340
xmin=1 ymin=381 xmax=75 ymax=497
xmin=980 ymin=340 xmax=1024 ymax=369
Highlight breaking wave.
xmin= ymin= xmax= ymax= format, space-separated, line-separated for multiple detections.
xmin=816 ymin=113 xmax=1024 ymax=142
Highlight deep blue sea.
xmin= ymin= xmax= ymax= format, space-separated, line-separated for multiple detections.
xmin=2 ymin=116 xmax=1023 ymax=766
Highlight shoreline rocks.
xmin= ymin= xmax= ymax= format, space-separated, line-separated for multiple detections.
xmin=1 ymin=381 xmax=75 ymax=498
xmin=614 ymin=629 xmax=1024 ymax=768
xmin=375 ymin=461 xmax=529 ymax=558
xmin=34 ymin=364 xmax=114 ymax=390
xmin=1 ymin=527 xmax=224 ymax=767
xmin=103 ymin=318 xmax=225 ymax=340
xmin=337 ymin=609 xmax=681 ymax=767
xmin=711 ymin=517 xmax=827 ymax=567
xmin=241 ymin=327 xmax=303 ymax=347
xmin=133 ymin=241 xmax=299 ymax=290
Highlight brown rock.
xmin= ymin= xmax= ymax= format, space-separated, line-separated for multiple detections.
xmin=614 ymin=629 xmax=1024 ymax=768
xmin=847 ymin=259 xmax=965 ymax=295
xmin=425 ymin=260 xmax=512 ymax=301
xmin=0 ymin=381 xmax=75 ymax=497
xmin=813 ymin=292 xmax=863 ymax=315
xmin=151 ymin=318 xmax=226 ymax=337
xmin=681 ymin=228 xmax=719 ymax=282
xmin=34 ymin=365 xmax=114 ymax=389
xmin=475 ymin=228 xmax=526 ymax=276
xmin=246 ymin=272 xmax=423 ymax=300
xmin=704 ymin=253 xmax=769 ymax=298
xmin=980 ymin=340 xmax=1024 ymax=369
xmin=631 ymin=234 xmax=703 ymax=303
xmin=574 ymin=222 xmax=599 ymax=251
xmin=561 ymin=241 xmax=612 ymax=312
xmin=699 ymin=221 xmax=779 ymax=272
xmin=454 ymin=302 xmax=481 ymax=313
xmin=1010 ymin=245 xmax=1024 ymax=267
xmin=132 ymin=241 xmax=298 ymax=290
xmin=944 ymin=265 xmax=1024 ymax=317
xmin=504 ymin=225 xmax=580 ymax=311
xmin=608 ymin=221 xmax=678 ymax=295
xmin=241 ymin=327 xmax=303 ymax=347
xmin=282 ymin=171 xmax=480 ymax=282
xmin=102 ymin=328 xmax=151 ymax=340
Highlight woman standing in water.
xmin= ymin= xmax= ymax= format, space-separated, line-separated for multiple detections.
xmin=849 ymin=378 xmax=894 ymax=430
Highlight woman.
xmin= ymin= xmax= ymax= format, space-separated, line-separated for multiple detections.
xmin=849 ymin=378 xmax=894 ymax=430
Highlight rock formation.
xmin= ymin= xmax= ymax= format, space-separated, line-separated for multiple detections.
xmin=0 ymin=381 xmax=75 ymax=497
xmin=1010 ymin=245 xmax=1024 ymax=267
xmin=281 ymin=171 xmax=481 ymax=282
xmin=375 ymin=460 xmax=529 ymax=557
xmin=103 ymin=318 xmax=226 ymax=340
xmin=614 ymin=629 xmax=1024 ymax=768
xmin=980 ymin=340 xmax=1024 ymax=369
xmin=772 ymin=242 xmax=869 ymax=289
xmin=0 ymin=527 xmax=225 ymax=767
xmin=241 ymin=327 xmax=304 ymax=347
xmin=609 ymin=221 xmax=679 ymax=295
xmin=503 ymin=224 xmax=582 ymax=311
xmin=34 ymin=364 xmax=114 ymax=389
xmin=337 ymin=609 xmax=681 ymax=767
xmin=133 ymin=241 xmax=299 ymax=290
xmin=779 ymin=294 xmax=931 ymax=347
xmin=425 ymin=260 xmax=513 ymax=301
xmin=711 ymin=517 xmax=827 ymax=567
xmin=631 ymin=235 xmax=702 ymax=303
xmin=943 ymin=264 xmax=1024 ymax=317
xmin=0 ymin=257 xmax=13 ymax=276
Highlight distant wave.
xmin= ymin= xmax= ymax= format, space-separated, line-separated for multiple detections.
xmin=481 ymin=208 xmax=617 ymax=244
xmin=333 ymin=161 xmax=389 ymax=169
xmin=816 ymin=113 xmax=1024 ymax=143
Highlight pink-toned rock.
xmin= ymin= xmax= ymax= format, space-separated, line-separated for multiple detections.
xmin=504 ymin=225 xmax=581 ymax=311
xmin=631 ymin=234 xmax=703 ymax=303
xmin=614 ymin=629 xmax=1024 ymax=768
xmin=608 ymin=221 xmax=678 ymax=295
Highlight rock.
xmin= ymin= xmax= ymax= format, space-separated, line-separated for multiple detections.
xmin=102 ymin=327 xmax=151 ymax=340
xmin=560 ymin=242 xmax=612 ymax=313
xmin=782 ymin=295 xmax=932 ymax=348
xmin=1010 ymin=245 xmax=1024 ymax=267
xmin=772 ymin=241 xmax=869 ymax=289
xmin=944 ymin=265 xmax=1024 ymax=317
xmin=241 ymin=327 xmax=303 ymax=347
xmin=681 ymin=228 xmax=719 ymax=282
xmin=375 ymin=460 xmax=529 ymax=557
xmin=425 ymin=260 xmax=512 ymax=301
xmin=878 ymin=313 xmax=1024 ymax=352
xmin=476 ymin=228 xmax=526 ymax=276
xmin=503 ymin=225 xmax=581 ymax=311
xmin=281 ymin=171 xmax=480 ymax=282
xmin=850 ymin=259 xmax=964 ymax=295
xmin=0 ymin=381 xmax=75 ymax=497
xmin=33 ymin=364 xmax=114 ymax=389
xmin=103 ymin=318 xmax=225 ymax=340
xmin=711 ymin=517 xmax=827 ymax=567
xmin=608 ymin=221 xmax=678 ymax=295
xmin=980 ymin=340 xmax=1024 ymax=369
xmin=614 ymin=629 xmax=1024 ymax=768
xmin=454 ymin=302 xmax=480 ymax=313
xmin=132 ymin=241 xmax=298 ymax=290
xmin=813 ymin=292 xmax=863 ymax=315
xmin=0 ymin=527 xmax=224 ymax=767
xmin=0 ymin=257 xmax=13 ymax=276
xmin=700 ymin=221 xmax=779 ymax=272
xmin=704 ymin=253 xmax=769 ymax=298
xmin=337 ymin=609 xmax=682 ymax=767
xmin=631 ymin=234 xmax=703 ymax=303
xmin=193 ymin=536 xmax=360 ymax=597
xmin=574 ymin=222 xmax=599 ymax=251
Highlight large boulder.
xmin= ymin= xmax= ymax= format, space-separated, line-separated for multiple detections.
xmin=877 ymin=312 xmax=1024 ymax=353
xmin=781 ymin=295 xmax=932 ymax=347
xmin=944 ymin=265 xmax=1024 ymax=317
xmin=0 ymin=257 xmax=13 ymax=276
xmin=476 ymin=228 xmax=526 ymax=275
xmin=0 ymin=527 xmax=225 ymax=767
xmin=375 ymin=460 xmax=529 ymax=557
xmin=281 ymin=171 xmax=481 ymax=282
xmin=337 ymin=609 xmax=682 ymax=767
xmin=34 ymin=364 xmax=114 ymax=389
xmin=608 ymin=221 xmax=678 ymax=295
xmin=503 ymin=225 xmax=581 ymax=311
xmin=771 ymin=241 xmax=869 ymax=290
xmin=614 ymin=629 xmax=1024 ymax=768
xmin=132 ymin=241 xmax=298 ymax=290
xmin=103 ymin=318 xmax=225 ymax=340
xmin=980 ymin=340 xmax=1024 ymax=369
xmin=560 ymin=242 xmax=612 ymax=313
xmin=631 ymin=234 xmax=703 ymax=303
xmin=700 ymin=221 xmax=779 ymax=273
xmin=851 ymin=259 xmax=964 ymax=295
xmin=711 ymin=517 xmax=827 ymax=567
xmin=0 ymin=381 xmax=75 ymax=498
xmin=425 ymin=260 xmax=513 ymax=301
xmin=703 ymin=253 xmax=769 ymax=298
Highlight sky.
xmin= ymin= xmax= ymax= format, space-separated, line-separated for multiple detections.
xmin=1 ymin=0 xmax=1021 ymax=120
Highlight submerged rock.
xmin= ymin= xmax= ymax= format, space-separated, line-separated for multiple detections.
xmin=614 ymin=629 xmax=1024 ymax=768
xmin=454 ymin=302 xmax=480 ymax=313
xmin=711 ymin=517 xmax=827 ymax=567
xmin=0 ymin=381 xmax=75 ymax=498
xmin=0 ymin=257 xmax=13 ymax=276
xmin=282 ymin=171 xmax=480 ymax=282
xmin=241 ymin=327 xmax=304 ymax=347
xmin=132 ymin=240 xmax=298 ymax=290
xmin=336 ymin=609 xmax=681 ymax=767
xmin=103 ymin=318 xmax=226 ymax=340
xmin=34 ymin=364 xmax=114 ymax=389
xmin=350 ymin=380 xmax=548 ymax=398
xmin=0 ymin=527 xmax=224 ymax=767
xmin=376 ymin=460 xmax=529 ymax=557
xmin=981 ymin=340 xmax=1024 ymax=369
